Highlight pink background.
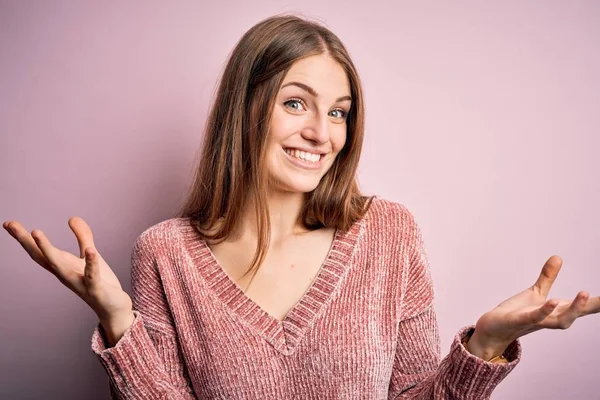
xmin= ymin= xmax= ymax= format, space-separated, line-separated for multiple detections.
xmin=1 ymin=1 xmax=599 ymax=399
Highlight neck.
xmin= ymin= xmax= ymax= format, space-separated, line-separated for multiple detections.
xmin=235 ymin=190 xmax=309 ymax=244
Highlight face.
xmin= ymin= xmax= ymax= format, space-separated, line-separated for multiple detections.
xmin=265 ymin=53 xmax=351 ymax=194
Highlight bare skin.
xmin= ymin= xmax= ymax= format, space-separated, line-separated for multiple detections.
xmin=467 ymin=255 xmax=600 ymax=360
xmin=3 ymin=217 xmax=134 ymax=346
xmin=208 ymin=223 xmax=336 ymax=322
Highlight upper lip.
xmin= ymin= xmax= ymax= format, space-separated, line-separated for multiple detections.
xmin=283 ymin=146 xmax=328 ymax=155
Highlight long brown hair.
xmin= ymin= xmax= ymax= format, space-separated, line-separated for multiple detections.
xmin=177 ymin=14 xmax=373 ymax=283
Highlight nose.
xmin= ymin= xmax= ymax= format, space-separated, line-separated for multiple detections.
xmin=301 ymin=111 xmax=330 ymax=144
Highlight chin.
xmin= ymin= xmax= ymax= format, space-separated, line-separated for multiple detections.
xmin=266 ymin=157 xmax=328 ymax=193
xmin=278 ymin=182 xmax=320 ymax=194
xmin=269 ymin=174 xmax=322 ymax=194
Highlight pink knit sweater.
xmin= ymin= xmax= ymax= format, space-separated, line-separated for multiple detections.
xmin=91 ymin=198 xmax=521 ymax=399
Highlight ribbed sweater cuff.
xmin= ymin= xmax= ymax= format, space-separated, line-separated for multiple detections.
xmin=90 ymin=310 xmax=171 ymax=397
xmin=444 ymin=325 xmax=522 ymax=398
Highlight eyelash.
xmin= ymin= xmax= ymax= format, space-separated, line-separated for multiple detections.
xmin=283 ymin=98 xmax=348 ymax=120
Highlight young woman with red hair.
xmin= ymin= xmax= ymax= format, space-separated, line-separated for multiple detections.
xmin=4 ymin=14 xmax=598 ymax=399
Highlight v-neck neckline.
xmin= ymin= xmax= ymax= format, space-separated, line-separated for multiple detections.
xmin=183 ymin=218 xmax=364 ymax=355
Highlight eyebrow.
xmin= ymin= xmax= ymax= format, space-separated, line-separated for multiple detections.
xmin=280 ymin=81 xmax=352 ymax=103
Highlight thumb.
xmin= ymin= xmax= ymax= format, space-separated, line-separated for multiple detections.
xmin=84 ymin=247 xmax=99 ymax=283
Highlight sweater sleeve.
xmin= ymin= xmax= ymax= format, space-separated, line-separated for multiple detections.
xmin=90 ymin=232 xmax=197 ymax=399
xmin=387 ymin=208 xmax=522 ymax=399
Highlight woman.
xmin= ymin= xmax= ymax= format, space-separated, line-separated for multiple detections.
xmin=3 ymin=14 xmax=598 ymax=399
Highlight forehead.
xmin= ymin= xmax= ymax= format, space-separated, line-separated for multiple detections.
xmin=282 ymin=54 xmax=350 ymax=96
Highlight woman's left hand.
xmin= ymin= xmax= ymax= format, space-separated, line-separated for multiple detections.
xmin=467 ymin=255 xmax=600 ymax=361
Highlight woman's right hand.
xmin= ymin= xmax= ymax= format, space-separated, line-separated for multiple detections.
xmin=3 ymin=217 xmax=133 ymax=324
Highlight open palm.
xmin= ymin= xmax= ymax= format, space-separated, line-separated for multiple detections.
xmin=474 ymin=255 xmax=600 ymax=347
xmin=3 ymin=217 xmax=132 ymax=322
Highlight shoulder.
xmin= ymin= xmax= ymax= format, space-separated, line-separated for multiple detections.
xmin=358 ymin=196 xmax=425 ymax=254
xmin=131 ymin=217 xmax=192 ymax=253
xmin=363 ymin=196 xmax=421 ymax=233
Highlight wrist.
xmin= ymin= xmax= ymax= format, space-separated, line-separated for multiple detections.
xmin=99 ymin=307 xmax=133 ymax=322
xmin=99 ymin=310 xmax=135 ymax=347
xmin=464 ymin=329 xmax=511 ymax=362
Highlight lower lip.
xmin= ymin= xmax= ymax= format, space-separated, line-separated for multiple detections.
xmin=282 ymin=148 xmax=324 ymax=170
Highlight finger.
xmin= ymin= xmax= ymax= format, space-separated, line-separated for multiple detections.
xmin=580 ymin=295 xmax=600 ymax=317
xmin=4 ymin=221 xmax=52 ymax=272
xmin=68 ymin=217 xmax=96 ymax=259
xmin=3 ymin=221 xmax=16 ymax=239
xmin=31 ymin=230 xmax=66 ymax=275
xmin=532 ymin=255 xmax=563 ymax=298
xmin=522 ymin=299 xmax=559 ymax=325
xmin=84 ymin=247 xmax=100 ymax=284
xmin=555 ymin=291 xmax=589 ymax=329
xmin=3 ymin=221 xmax=14 ymax=234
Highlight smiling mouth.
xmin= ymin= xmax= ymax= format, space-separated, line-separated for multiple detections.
xmin=283 ymin=147 xmax=325 ymax=164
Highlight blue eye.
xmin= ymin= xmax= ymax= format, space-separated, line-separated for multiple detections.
xmin=283 ymin=98 xmax=348 ymax=121
xmin=284 ymin=98 xmax=306 ymax=112
xmin=329 ymin=109 xmax=348 ymax=120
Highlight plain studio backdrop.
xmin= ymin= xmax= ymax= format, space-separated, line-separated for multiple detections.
xmin=1 ymin=1 xmax=598 ymax=399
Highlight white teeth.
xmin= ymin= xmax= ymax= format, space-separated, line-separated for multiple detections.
xmin=284 ymin=148 xmax=321 ymax=163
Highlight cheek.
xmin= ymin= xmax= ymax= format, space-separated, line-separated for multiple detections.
xmin=269 ymin=107 xmax=297 ymax=141
xmin=332 ymin=127 xmax=347 ymax=153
